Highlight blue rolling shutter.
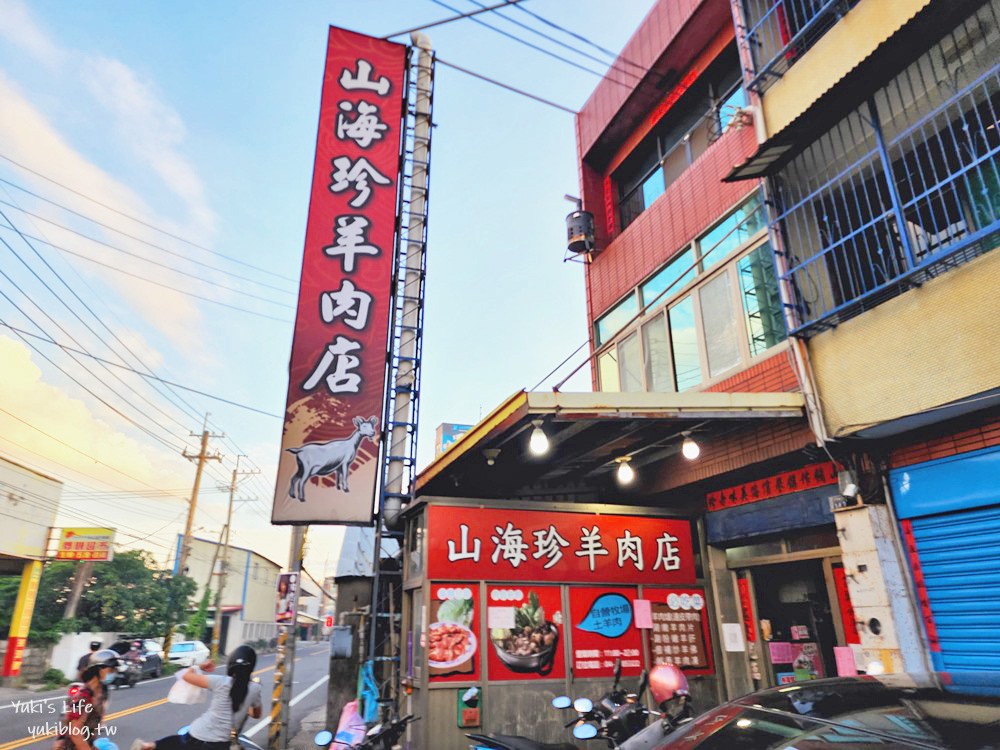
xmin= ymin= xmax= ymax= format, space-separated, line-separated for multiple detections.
xmin=907 ymin=505 xmax=1000 ymax=675
xmin=891 ymin=445 xmax=1000 ymax=692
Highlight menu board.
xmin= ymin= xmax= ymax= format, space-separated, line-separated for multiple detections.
xmin=485 ymin=585 xmax=565 ymax=681
xmin=568 ymin=586 xmax=643 ymax=678
xmin=645 ymin=587 xmax=713 ymax=675
xmin=427 ymin=582 xmax=479 ymax=682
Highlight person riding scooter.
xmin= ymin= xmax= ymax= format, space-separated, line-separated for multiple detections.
xmin=55 ymin=649 xmax=119 ymax=750
xmin=76 ymin=641 xmax=102 ymax=681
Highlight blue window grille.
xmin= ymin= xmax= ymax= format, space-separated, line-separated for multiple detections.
xmin=740 ymin=0 xmax=860 ymax=94
xmin=771 ymin=2 xmax=1000 ymax=336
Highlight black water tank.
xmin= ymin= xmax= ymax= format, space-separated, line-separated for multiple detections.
xmin=566 ymin=209 xmax=595 ymax=254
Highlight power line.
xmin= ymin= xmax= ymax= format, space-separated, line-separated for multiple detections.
xmin=0 ymin=152 xmax=297 ymax=283
xmin=428 ymin=0 xmax=610 ymax=79
xmin=436 ymin=57 xmax=576 ymax=113
xmin=0 ymin=228 xmax=293 ymax=324
xmin=0 ymin=201 xmax=293 ymax=305
xmin=0 ymin=323 xmax=285 ymax=419
xmin=382 ymin=0 xmax=525 ymax=39
xmin=0 ymin=282 xmax=182 ymax=453
xmin=467 ymin=0 xmax=645 ymax=83
xmin=0 ymin=205 xmax=205 ymax=436
xmin=509 ymin=3 xmax=648 ymax=74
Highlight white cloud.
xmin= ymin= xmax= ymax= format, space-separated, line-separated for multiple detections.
xmin=0 ymin=0 xmax=66 ymax=68
xmin=79 ymin=55 xmax=215 ymax=238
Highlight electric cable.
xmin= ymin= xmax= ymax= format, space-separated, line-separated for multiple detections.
xmin=427 ymin=0 xmax=611 ymax=79
xmin=466 ymin=0 xmax=645 ymax=83
xmin=0 ymin=203 xmax=293 ymax=305
xmin=436 ymin=57 xmax=576 ymax=113
xmin=0 ymin=324 xmax=284 ymax=419
xmin=382 ymin=0 xmax=525 ymax=39
xmin=0 ymin=152 xmax=297 ymax=283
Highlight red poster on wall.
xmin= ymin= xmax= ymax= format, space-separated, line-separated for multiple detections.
xmin=427 ymin=582 xmax=480 ymax=682
xmin=272 ymin=27 xmax=407 ymax=525
xmin=644 ymin=587 xmax=714 ymax=676
xmin=832 ymin=564 xmax=861 ymax=645
xmin=568 ymin=586 xmax=643 ymax=678
xmin=427 ymin=506 xmax=696 ymax=585
xmin=485 ymin=585 xmax=566 ymax=681
xmin=737 ymin=577 xmax=756 ymax=643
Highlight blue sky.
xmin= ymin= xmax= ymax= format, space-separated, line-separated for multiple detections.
xmin=0 ymin=0 xmax=655 ymax=574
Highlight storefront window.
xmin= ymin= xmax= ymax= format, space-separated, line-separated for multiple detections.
xmin=598 ymin=348 xmax=621 ymax=392
xmin=699 ymin=272 xmax=742 ymax=378
xmin=619 ymin=333 xmax=644 ymax=391
xmin=640 ymin=246 xmax=696 ymax=307
xmin=699 ymin=192 xmax=767 ymax=270
xmin=669 ymin=296 xmax=702 ymax=391
xmin=738 ymin=243 xmax=787 ymax=356
xmin=595 ymin=292 xmax=639 ymax=346
xmin=641 ymin=317 xmax=672 ymax=392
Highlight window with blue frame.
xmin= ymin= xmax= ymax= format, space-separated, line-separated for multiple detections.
xmin=772 ymin=0 xmax=1000 ymax=336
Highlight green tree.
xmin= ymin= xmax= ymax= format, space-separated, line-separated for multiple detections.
xmin=184 ymin=589 xmax=211 ymax=640
xmin=0 ymin=551 xmax=195 ymax=644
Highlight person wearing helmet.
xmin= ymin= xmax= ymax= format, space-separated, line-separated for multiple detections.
xmin=75 ymin=641 xmax=102 ymax=681
xmin=55 ymin=649 xmax=119 ymax=750
xmin=131 ymin=645 xmax=262 ymax=750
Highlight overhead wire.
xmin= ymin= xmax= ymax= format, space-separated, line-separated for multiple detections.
xmin=0 ymin=152 xmax=297 ymax=283
xmin=0 ymin=324 xmax=284 ymax=419
xmin=0 ymin=206 xmax=292 ymax=307
xmin=427 ymin=0 xmax=611 ymax=79
xmin=466 ymin=0 xmax=645 ymax=83
xmin=381 ymin=0 xmax=525 ymax=39
xmin=435 ymin=57 xmax=576 ymax=113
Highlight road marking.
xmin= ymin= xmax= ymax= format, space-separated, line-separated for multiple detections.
xmin=0 ymin=646 xmax=329 ymax=749
xmin=244 ymin=674 xmax=330 ymax=737
xmin=0 ymin=698 xmax=169 ymax=750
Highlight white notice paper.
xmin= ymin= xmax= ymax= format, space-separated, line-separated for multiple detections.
xmin=722 ymin=622 xmax=746 ymax=652
xmin=488 ymin=606 xmax=516 ymax=629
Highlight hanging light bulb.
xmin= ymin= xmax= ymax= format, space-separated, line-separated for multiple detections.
xmin=528 ymin=419 xmax=549 ymax=456
xmin=616 ymin=457 xmax=635 ymax=485
xmin=681 ymin=431 xmax=700 ymax=460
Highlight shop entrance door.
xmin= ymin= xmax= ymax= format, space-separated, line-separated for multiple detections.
xmin=736 ymin=554 xmax=848 ymax=687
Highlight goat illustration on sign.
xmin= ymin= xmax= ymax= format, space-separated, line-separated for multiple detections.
xmin=287 ymin=415 xmax=379 ymax=501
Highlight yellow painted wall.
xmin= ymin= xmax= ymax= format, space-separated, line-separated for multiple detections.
xmin=808 ymin=249 xmax=1000 ymax=436
xmin=762 ymin=0 xmax=932 ymax=137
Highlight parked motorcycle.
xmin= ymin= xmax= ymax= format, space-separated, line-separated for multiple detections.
xmin=467 ymin=662 xmax=693 ymax=750
xmin=314 ymin=710 xmax=420 ymax=749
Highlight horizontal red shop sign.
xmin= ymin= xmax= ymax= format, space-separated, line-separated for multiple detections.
xmin=426 ymin=505 xmax=696 ymax=585
xmin=706 ymin=462 xmax=837 ymax=512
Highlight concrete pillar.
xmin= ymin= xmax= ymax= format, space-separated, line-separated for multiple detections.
xmin=834 ymin=505 xmax=929 ymax=673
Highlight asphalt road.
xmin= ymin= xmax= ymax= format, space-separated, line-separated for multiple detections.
xmin=0 ymin=643 xmax=332 ymax=750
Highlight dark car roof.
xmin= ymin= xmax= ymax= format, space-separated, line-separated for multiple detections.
xmin=662 ymin=674 xmax=1000 ymax=750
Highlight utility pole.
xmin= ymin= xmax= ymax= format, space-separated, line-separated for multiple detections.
xmin=165 ymin=416 xmax=222 ymax=657
xmin=63 ymin=560 xmax=94 ymax=619
xmin=210 ymin=457 xmax=258 ymax=659
xmin=269 ymin=525 xmax=306 ymax=750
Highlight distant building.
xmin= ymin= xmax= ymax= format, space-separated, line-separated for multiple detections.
xmin=434 ymin=423 xmax=472 ymax=456
xmin=174 ymin=535 xmax=282 ymax=653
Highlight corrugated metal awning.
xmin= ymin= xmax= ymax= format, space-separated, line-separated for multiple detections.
xmin=414 ymin=390 xmax=806 ymax=499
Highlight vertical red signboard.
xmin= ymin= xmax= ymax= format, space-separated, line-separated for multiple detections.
xmin=273 ymin=28 xmax=407 ymax=524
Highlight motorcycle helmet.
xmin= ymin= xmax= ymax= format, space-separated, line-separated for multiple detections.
xmin=131 ymin=641 xmax=142 ymax=650
xmin=227 ymin=644 xmax=257 ymax=674
xmin=648 ymin=664 xmax=689 ymax=707
xmin=89 ymin=640 xmax=102 ymax=650
xmin=82 ymin=649 xmax=120 ymax=682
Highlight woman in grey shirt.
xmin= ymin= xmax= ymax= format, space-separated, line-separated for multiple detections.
xmin=131 ymin=645 xmax=262 ymax=750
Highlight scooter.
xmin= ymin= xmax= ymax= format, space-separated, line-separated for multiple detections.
xmin=179 ymin=724 xmax=264 ymax=750
xmin=467 ymin=660 xmax=650 ymax=750
xmin=115 ymin=659 xmax=142 ymax=688
xmin=314 ymin=710 xmax=420 ymax=750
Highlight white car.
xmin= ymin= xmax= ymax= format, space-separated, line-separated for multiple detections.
xmin=168 ymin=640 xmax=210 ymax=667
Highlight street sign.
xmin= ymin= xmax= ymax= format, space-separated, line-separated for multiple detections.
xmin=55 ymin=527 xmax=115 ymax=561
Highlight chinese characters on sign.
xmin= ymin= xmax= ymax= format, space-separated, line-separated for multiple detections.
xmin=569 ymin=587 xmax=643 ymax=677
xmin=273 ymin=27 xmax=407 ymax=525
xmin=706 ymin=462 xmax=837 ymax=512
xmin=646 ymin=588 xmax=712 ymax=674
xmin=55 ymin=528 xmax=115 ymax=562
xmin=427 ymin=506 xmax=695 ymax=585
